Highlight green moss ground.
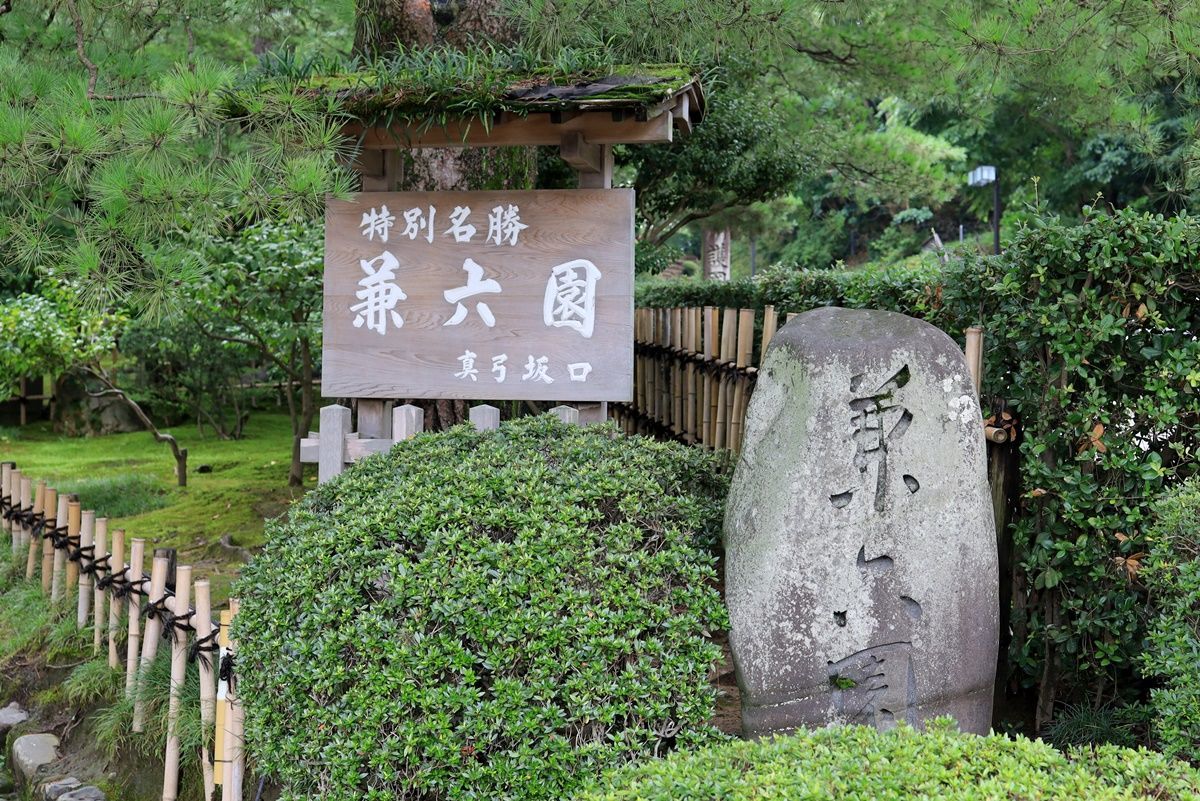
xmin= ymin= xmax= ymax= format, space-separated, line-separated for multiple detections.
xmin=0 ymin=412 xmax=311 ymax=602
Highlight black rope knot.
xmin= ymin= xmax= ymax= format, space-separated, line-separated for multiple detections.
xmin=74 ymin=543 xmax=97 ymax=571
xmin=91 ymin=553 xmax=111 ymax=575
xmin=189 ymin=622 xmax=221 ymax=671
xmin=0 ymin=495 xmax=13 ymax=521
xmin=96 ymin=567 xmax=120 ymax=592
xmin=30 ymin=512 xmax=47 ymax=539
xmin=17 ymin=505 xmax=35 ymax=527
xmin=142 ymin=589 xmax=175 ymax=624
xmin=219 ymin=652 xmax=236 ymax=691
xmin=162 ymin=606 xmax=196 ymax=644
xmin=67 ymin=536 xmax=87 ymax=563
xmin=48 ymin=525 xmax=70 ymax=550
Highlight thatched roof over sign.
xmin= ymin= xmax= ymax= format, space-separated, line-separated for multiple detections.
xmin=228 ymin=59 xmax=704 ymax=149
xmin=296 ymin=65 xmax=702 ymax=123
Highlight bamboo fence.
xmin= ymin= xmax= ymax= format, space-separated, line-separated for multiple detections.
xmin=611 ymin=305 xmax=780 ymax=451
xmin=611 ymin=306 xmax=1005 ymax=453
xmin=0 ymin=461 xmax=244 ymax=801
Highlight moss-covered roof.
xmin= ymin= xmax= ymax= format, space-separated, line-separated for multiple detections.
xmin=229 ymin=62 xmax=700 ymax=125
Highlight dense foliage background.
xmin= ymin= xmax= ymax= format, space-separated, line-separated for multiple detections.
xmin=638 ymin=206 xmax=1200 ymax=735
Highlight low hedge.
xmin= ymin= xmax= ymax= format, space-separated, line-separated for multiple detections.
xmin=576 ymin=720 xmax=1200 ymax=800
xmin=235 ymin=416 xmax=730 ymax=801
xmin=633 ymin=255 xmax=980 ymax=330
xmin=1142 ymin=478 xmax=1200 ymax=762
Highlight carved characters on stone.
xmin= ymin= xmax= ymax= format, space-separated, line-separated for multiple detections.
xmin=724 ymin=307 xmax=998 ymax=737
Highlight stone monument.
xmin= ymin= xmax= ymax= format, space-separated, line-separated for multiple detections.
xmin=725 ymin=307 xmax=997 ymax=736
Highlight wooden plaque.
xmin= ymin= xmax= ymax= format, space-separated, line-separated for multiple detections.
xmin=323 ymin=190 xmax=634 ymax=401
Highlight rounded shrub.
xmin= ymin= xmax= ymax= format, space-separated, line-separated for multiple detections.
xmin=235 ymin=416 xmax=730 ymax=801
xmin=577 ymin=720 xmax=1200 ymax=800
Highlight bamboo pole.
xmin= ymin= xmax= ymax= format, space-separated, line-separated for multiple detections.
xmin=214 ymin=608 xmax=231 ymax=790
xmin=44 ymin=488 xmax=61 ymax=595
xmin=663 ymin=309 xmax=671 ymax=431
xmin=761 ymin=305 xmax=778 ymax=354
xmin=7 ymin=468 xmax=19 ymax=555
xmin=222 ymin=599 xmax=244 ymax=801
xmin=65 ymin=498 xmax=81 ymax=593
xmin=133 ymin=552 xmax=170 ymax=732
xmin=701 ymin=307 xmax=717 ymax=447
xmin=194 ymin=580 xmax=217 ymax=801
xmin=965 ymin=326 xmax=984 ymax=396
xmin=714 ymin=309 xmax=737 ymax=450
xmin=684 ymin=308 xmax=698 ymax=443
xmin=672 ymin=307 xmax=683 ymax=436
xmin=638 ymin=309 xmax=648 ymax=422
xmin=125 ymin=538 xmax=146 ymax=692
xmin=50 ymin=492 xmax=70 ymax=602
xmin=77 ymin=509 xmax=94 ymax=628
xmin=162 ymin=564 xmax=191 ymax=801
xmin=108 ymin=529 xmax=125 ymax=670
xmin=730 ymin=308 xmax=756 ymax=452
xmin=12 ymin=471 xmax=27 ymax=557
xmin=26 ymin=480 xmax=45 ymax=581
xmin=93 ymin=519 xmax=108 ymax=655
xmin=1 ymin=462 xmax=12 ymax=543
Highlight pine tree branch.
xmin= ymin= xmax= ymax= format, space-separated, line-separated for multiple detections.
xmin=63 ymin=0 xmax=154 ymax=101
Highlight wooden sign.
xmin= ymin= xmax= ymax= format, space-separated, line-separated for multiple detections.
xmin=323 ymin=190 xmax=634 ymax=401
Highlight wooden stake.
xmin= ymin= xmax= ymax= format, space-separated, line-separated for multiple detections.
xmin=26 ymin=480 xmax=45 ymax=582
xmin=45 ymin=489 xmax=62 ymax=596
xmin=469 ymin=404 xmax=500 ymax=431
xmin=221 ymin=600 xmax=244 ymax=801
xmin=77 ymin=509 xmax=94 ymax=628
xmin=93 ymin=519 xmax=107 ymax=655
xmin=194 ymin=580 xmax=217 ymax=801
xmin=133 ymin=551 xmax=170 ymax=731
xmin=108 ymin=529 xmax=125 ymax=670
xmin=50 ymin=492 xmax=69 ymax=601
xmin=65 ymin=499 xmax=81 ymax=594
xmin=162 ymin=564 xmax=191 ymax=801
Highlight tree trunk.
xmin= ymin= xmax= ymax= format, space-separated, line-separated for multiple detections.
xmin=81 ymin=367 xmax=189 ymax=487
xmin=355 ymin=0 xmax=534 ymax=429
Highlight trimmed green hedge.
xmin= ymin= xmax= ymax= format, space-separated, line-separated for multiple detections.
xmin=576 ymin=721 xmax=1200 ymax=800
xmin=634 ymin=255 xmax=977 ymax=330
xmin=235 ymin=416 xmax=730 ymax=801
xmin=1142 ymin=479 xmax=1200 ymax=762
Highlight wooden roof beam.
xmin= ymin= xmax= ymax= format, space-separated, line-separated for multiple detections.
xmin=351 ymin=107 xmax=674 ymax=149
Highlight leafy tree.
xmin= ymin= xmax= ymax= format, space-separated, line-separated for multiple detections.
xmin=0 ymin=282 xmax=116 ymax=399
xmin=193 ymin=222 xmax=323 ymax=487
xmin=630 ymin=88 xmax=808 ymax=247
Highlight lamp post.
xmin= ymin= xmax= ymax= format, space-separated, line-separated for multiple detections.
xmin=968 ymin=165 xmax=1000 ymax=255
